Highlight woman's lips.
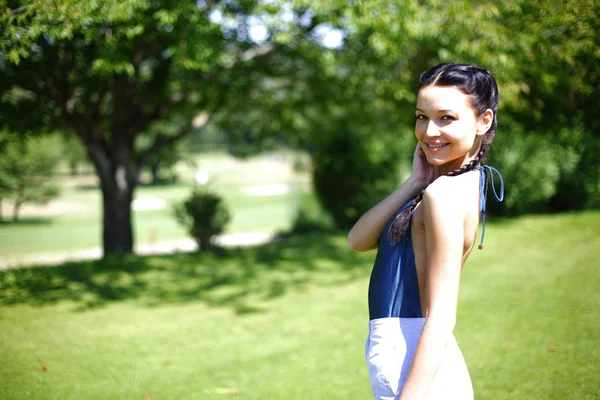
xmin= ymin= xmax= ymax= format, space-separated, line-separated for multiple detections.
xmin=425 ymin=142 xmax=450 ymax=152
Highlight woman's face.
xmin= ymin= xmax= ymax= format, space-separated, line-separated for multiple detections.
xmin=415 ymin=85 xmax=490 ymax=171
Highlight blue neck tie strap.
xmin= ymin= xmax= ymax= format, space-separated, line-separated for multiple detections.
xmin=475 ymin=165 xmax=504 ymax=249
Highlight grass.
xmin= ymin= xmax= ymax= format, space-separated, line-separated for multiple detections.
xmin=1 ymin=211 xmax=599 ymax=399
xmin=0 ymin=152 xmax=309 ymax=260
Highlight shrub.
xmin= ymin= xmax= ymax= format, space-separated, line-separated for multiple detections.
xmin=173 ymin=188 xmax=231 ymax=250
xmin=547 ymin=128 xmax=600 ymax=211
xmin=311 ymin=126 xmax=403 ymax=229
xmin=487 ymin=128 xmax=600 ymax=216
xmin=486 ymin=133 xmax=560 ymax=215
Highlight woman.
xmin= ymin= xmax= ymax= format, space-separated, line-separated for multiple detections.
xmin=348 ymin=63 xmax=504 ymax=400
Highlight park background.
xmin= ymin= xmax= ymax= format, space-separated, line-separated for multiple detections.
xmin=0 ymin=0 xmax=598 ymax=399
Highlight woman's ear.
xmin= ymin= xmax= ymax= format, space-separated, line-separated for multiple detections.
xmin=477 ymin=109 xmax=494 ymax=136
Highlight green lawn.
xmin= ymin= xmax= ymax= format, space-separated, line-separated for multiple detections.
xmin=0 ymin=152 xmax=309 ymax=261
xmin=1 ymin=211 xmax=599 ymax=399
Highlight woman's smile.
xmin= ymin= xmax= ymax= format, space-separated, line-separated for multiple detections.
xmin=424 ymin=142 xmax=450 ymax=151
xmin=415 ymin=86 xmax=486 ymax=171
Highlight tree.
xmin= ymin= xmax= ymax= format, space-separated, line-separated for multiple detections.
xmin=220 ymin=0 xmax=600 ymax=218
xmin=0 ymin=134 xmax=62 ymax=222
xmin=61 ymin=134 xmax=90 ymax=176
xmin=0 ymin=0 xmax=325 ymax=254
xmin=136 ymin=120 xmax=195 ymax=185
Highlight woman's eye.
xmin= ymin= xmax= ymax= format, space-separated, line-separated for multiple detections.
xmin=441 ymin=115 xmax=456 ymax=121
xmin=416 ymin=115 xmax=427 ymax=120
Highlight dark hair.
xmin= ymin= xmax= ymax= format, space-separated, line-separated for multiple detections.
xmin=388 ymin=62 xmax=499 ymax=245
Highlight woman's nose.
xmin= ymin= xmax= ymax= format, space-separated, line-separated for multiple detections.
xmin=424 ymin=120 xmax=440 ymax=137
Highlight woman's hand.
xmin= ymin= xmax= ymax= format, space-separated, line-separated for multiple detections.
xmin=409 ymin=143 xmax=435 ymax=190
xmin=348 ymin=143 xmax=433 ymax=252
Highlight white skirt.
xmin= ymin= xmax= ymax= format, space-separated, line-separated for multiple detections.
xmin=365 ymin=317 xmax=474 ymax=400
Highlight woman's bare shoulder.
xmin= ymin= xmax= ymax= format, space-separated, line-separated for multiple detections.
xmin=423 ymin=172 xmax=479 ymax=216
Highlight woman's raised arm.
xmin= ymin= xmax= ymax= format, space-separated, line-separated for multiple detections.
xmin=347 ymin=176 xmax=423 ymax=252
xmin=347 ymin=144 xmax=433 ymax=252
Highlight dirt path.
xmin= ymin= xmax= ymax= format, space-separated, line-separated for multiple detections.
xmin=0 ymin=232 xmax=275 ymax=270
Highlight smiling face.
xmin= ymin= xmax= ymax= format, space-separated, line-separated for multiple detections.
xmin=415 ymin=85 xmax=492 ymax=173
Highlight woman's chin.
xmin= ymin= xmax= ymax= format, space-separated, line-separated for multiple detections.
xmin=424 ymin=155 xmax=448 ymax=166
xmin=425 ymin=155 xmax=466 ymax=172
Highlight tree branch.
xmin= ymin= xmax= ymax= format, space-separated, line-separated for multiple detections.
xmin=133 ymin=41 xmax=273 ymax=137
xmin=226 ymin=42 xmax=276 ymax=69
xmin=11 ymin=6 xmax=32 ymax=15
xmin=136 ymin=109 xmax=215 ymax=168
xmin=131 ymin=55 xmax=174 ymax=134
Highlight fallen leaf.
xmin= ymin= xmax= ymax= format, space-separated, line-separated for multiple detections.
xmin=39 ymin=365 xmax=47 ymax=373
xmin=144 ymin=394 xmax=152 ymax=400
xmin=549 ymin=346 xmax=558 ymax=352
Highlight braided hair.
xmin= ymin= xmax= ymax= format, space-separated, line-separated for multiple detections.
xmin=387 ymin=63 xmax=499 ymax=245
xmin=387 ymin=145 xmax=487 ymax=244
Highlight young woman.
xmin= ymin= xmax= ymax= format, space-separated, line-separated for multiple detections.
xmin=348 ymin=63 xmax=504 ymax=400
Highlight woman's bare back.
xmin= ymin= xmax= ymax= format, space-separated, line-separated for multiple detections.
xmin=411 ymin=170 xmax=482 ymax=317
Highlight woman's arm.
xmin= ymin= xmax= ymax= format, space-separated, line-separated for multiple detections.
xmin=398 ymin=179 xmax=465 ymax=400
xmin=347 ymin=144 xmax=433 ymax=252
xmin=347 ymin=175 xmax=424 ymax=252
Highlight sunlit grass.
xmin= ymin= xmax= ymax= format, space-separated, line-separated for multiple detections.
xmin=0 ymin=152 xmax=308 ymax=259
xmin=1 ymin=211 xmax=599 ymax=399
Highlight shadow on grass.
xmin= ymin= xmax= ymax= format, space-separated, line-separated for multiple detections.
xmin=0 ymin=231 xmax=373 ymax=314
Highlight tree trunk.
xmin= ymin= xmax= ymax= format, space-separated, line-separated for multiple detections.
xmin=0 ymin=197 xmax=3 ymax=223
xmin=12 ymin=200 xmax=22 ymax=222
xmin=150 ymin=160 xmax=161 ymax=185
xmin=12 ymin=186 xmax=25 ymax=222
xmin=85 ymin=137 xmax=139 ymax=255
xmin=99 ymin=171 xmax=136 ymax=254
xmin=69 ymin=160 xmax=79 ymax=176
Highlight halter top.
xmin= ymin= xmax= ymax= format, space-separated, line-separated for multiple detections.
xmin=368 ymin=166 xmax=504 ymax=320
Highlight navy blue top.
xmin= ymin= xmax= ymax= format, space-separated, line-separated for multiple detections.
xmin=368 ymin=200 xmax=423 ymax=319
xmin=367 ymin=166 xmax=504 ymax=320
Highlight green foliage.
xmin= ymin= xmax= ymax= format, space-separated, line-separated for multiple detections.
xmin=0 ymin=133 xmax=62 ymax=221
xmin=488 ymin=128 xmax=600 ymax=216
xmin=61 ymin=134 xmax=89 ymax=175
xmin=312 ymin=123 xmax=402 ymax=229
xmin=548 ymin=128 xmax=600 ymax=211
xmin=1 ymin=0 xmax=599 ymax=236
xmin=0 ymin=0 xmax=336 ymax=253
xmin=296 ymin=0 xmax=600 ymax=216
xmin=137 ymin=133 xmax=193 ymax=185
xmin=173 ymin=187 xmax=231 ymax=250
xmin=488 ymin=134 xmax=560 ymax=215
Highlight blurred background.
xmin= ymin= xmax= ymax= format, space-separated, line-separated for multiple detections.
xmin=0 ymin=0 xmax=598 ymax=399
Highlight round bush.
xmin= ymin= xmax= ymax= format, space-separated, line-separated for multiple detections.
xmin=173 ymin=189 xmax=231 ymax=250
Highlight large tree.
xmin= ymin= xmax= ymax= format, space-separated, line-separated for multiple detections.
xmin=0 ymin=0 xmax=323 ymax=254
